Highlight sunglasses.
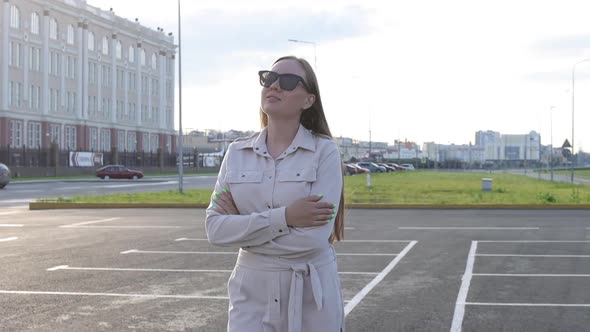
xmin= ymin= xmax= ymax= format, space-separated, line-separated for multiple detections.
xmin=258 ymin=70 xmax=311 ymax=91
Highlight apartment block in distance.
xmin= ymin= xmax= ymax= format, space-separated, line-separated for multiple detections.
xmin=0 ymin=0 xmax=176 ymax=157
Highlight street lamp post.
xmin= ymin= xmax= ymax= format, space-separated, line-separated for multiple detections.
xmin=570 ymin=57 xmax=590 ymax=183
xmin=287 ymin=39 xmax=317 ymax=70
xmin=550 ymin=106 xmax=555 ymax=182
xmin=177 ymin=0 xmax=184 ymax=193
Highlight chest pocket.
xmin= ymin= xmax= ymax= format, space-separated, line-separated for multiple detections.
xmin=226 ymin=170 xmax=264 ymax=183
xmin=278 ymin=167 xmax=317 ymax=183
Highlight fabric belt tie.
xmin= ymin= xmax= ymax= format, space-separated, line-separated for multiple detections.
xmin=288 ymin=262 xmax=323 ymax=332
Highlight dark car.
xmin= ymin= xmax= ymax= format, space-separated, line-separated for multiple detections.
xmin=378 ymin=163 xmax=396 ymax=172
xmin=96 ymin=165 xmax=144 ymax=180
xmin=0 ymin=163 xmax=10 ymax=189
xmin=356 ymin=162 xmax=386 ymax=173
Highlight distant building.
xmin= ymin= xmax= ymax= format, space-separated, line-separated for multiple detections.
xmin=0 ymin=0 xmax=176 ymax=153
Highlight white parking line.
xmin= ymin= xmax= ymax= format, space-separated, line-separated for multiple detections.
xmin=0 ymin=224 xmax=23 ymax=227
xmin=473 ymin=273 xmax=590 ymax=277
xmin=64 ymin=225 xmax=184 ymax=229
xmin=0 ymin=290 xmax=228 ymax=300
xmin=344 ymin=241 xmax=417 ymax=317
xmin=399 ymin=227 xmax=539 ymax=230
xmin=466 ymin=302 xmax=590 ymax=307
xmin=45 ymin=265 xmax=380 ymax=275
xmin=0 ymin=211 xmax=20 ymax=216
xmin=0 ymin=237 xmax=18 ymax=242
xmin=477 ymin=240 xmax=590 ymax=243
xmin=174 ymin=238 xmax=412 ymax=243
xmin=120 ymin=249 xmax=398 ymax=256
xmin=60 ymin=217 xmax=120 ymax=227
xmin=450 ymin=240 xmax=478 ymax=332
xmin=476 ymin=254 xmax=590 ymax=258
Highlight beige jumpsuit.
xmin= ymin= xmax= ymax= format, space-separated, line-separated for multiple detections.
xmin=206 ymin=124 xmax=345 ymax=332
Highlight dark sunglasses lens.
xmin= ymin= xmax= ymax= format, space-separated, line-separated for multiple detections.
xmin=279 ymin=75 xmax=301 ymax=91
xmin=259 ymin=71 xmax=278 ymax=88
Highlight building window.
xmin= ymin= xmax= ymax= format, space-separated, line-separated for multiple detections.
xmin=141 ymin=49 xmax=146 ymax=66
xmin=65 ymin=126 xmax=77 ymax=150
xmin=128 ymin=46 xmax=135 ymax=63
xmin=67 ymin=24 xmax=75 ymax=45
xmin=150 ymin=134 xmax=159 ymax=152
xmin=88 ymin=32 xmax=95 ymax=51
xmin=49 ymin=18 xmax=58 ymax=40
xmin=30 ymin=12 xmax=40 ymax=34
xmin=151 ymin=53 xmax=157 ymax=70
xmin=118 ymin=130 xmax=126 ymax=151
xmin=27 ymin=122 xmax=42 ymax=149
xmin=89 ymin=127 xmax=98 ymax=151
xmin=116 ymin=41 xmax=122 ymax=59
xmin=50 ymin=51 xmax=60 ymax=76
xmin=29 ymin=46 xmax=40 ymax=71
xmin=100 ymin=129 xmax=111 ymax=152
xmin=9 ymin=120 xmax=23 ymax=148
xmin=65 ymin=56 xmax=76 ymax=79
xmin=10 ymin=5 xmax=20 ymax=29
xmin=102 ymin=36 xmax=109 ymax=55
xmin=142 ymin=133 xmax=149 ymax=152
xmin=167 ymin=136 xmax=172 ymax=153
xmin=9 ymin=41 xmax=22 ymax=68
xmin=8 ymin=81 xmax=23 ymax=108
xmin=127 ymin=132 xmax=136 ymax=152
xmin=29 ymin=85 xmax=40 ymax=110
xmin=50 ymin=124 xmax=61 ymax=146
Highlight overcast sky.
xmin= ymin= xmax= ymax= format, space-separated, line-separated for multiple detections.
xmin=90 ymin=0 xmax=590 ymax=151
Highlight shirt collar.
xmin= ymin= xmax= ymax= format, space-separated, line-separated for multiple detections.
xmin=236 ymin=124 xmax=316 ymax=155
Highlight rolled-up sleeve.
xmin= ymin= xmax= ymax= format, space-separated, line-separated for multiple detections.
xmin=205 ymin=147 xmax=290 ymax=248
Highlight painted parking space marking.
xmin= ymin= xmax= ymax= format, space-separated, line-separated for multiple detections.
xmin=0 ymin=211 xmax=21 ymax=216
xmin=473 ymin=273 xmax=590 ymax=277
xmin=450 ymin=241 xmax=477 ymax=332
xmin=477 ymin=240 xmax=590 ymax=243
xmin=46 ymin=265 xmax=380 ymax=275
xmin=60 ymin=217 xmax=120 ymax=227
xmin=120 ymin=249 xmax=399 ymax=256
xmin=174 ymin=238 xmax=413 ymax=243
xmin=0 ymin=224 xmax=24 ymax=227
xmin=0 ymin=290 xmax=228 ymax=299
xmin=64 ymin=225 xmax=184 ymax=229
xmin=451 ymin=240 xmax=590 ymax=332
xmin=0 ymin=237 xmax=18 ymax=242
xmin=476 ymin=254 xmax=590 ymax=258
xmin=344 ymin=240 xmax=417 ymax=317
xmin=399 ymin=227 xmax=539 ymax=230
xmin=465 ymin=302 xmax=590 ymax=307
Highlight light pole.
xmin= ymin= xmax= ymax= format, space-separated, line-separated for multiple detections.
xmin=287 ymin=39 xmax=317 ymax=70
xmin=550 ymin=106 xmax=555 ymax=182
xmin=177 ymin=0 xmax=184 ymax=193
xmin=570 ymin=57 xmax=590 ymax=183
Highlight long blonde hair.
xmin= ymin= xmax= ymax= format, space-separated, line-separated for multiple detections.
xmin=260 ymin=56 xmax=345 ymax=243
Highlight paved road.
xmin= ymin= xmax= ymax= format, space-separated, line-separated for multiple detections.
xmin=0 ymin=208 xmax=588 ymax=331
xmin=0 ymin=175 xmax=217 ymax=208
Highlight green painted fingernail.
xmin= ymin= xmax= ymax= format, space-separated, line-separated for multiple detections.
xmin=333 ymin=204 xmax=336 ymax=208
xmin=223 ymin=188 xmax=228 ymax=193
xmin=213 ymin=205 xmax=218 ymax=209
xmin=319 ymin=194 xmax=324 ymax=198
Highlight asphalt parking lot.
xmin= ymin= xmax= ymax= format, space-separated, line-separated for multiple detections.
xmin=0 ymin=208 xmax=589 ymax=331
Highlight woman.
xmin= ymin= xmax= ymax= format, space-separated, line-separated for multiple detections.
xmin=206 ymin=55 xmax=345 ymax=332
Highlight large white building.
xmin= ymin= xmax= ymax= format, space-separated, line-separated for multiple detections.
xmin=0 ymin=0 xmax=176 ymax=154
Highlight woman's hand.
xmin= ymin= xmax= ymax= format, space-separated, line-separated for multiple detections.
xmin=212 ymin=189 xmax=239 ymax=215
xmin=285 ymin=195 xmax=336 ymax=227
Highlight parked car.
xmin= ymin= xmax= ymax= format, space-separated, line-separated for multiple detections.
xmin=386 ymin=163 xmax=405 ymax=171
xmin=350 ymin=164 xmax=370 ymax=174
xmin=96 ymin=165 xmax=144 ymax=180
xmin=401 ymin=163 xmax=416 ymax=170
xmin=378 ymin=163 xmax=396 ymax=172
xmin=0 ymin=163 xmax=10 ymax=189
xmin=356 ymin=162 xmax=386 ymax=173
xmin=344 ymin=164 xmax=358 ymax=176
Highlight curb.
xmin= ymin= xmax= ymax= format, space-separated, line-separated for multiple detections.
xmin=29 ymin=202 xmax=590 ymax=210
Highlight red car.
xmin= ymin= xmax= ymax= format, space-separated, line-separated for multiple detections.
xmin=96 ymin=165 xmax=144 ymax=180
